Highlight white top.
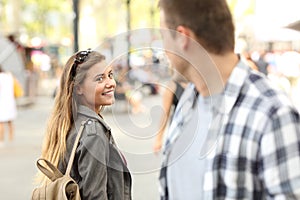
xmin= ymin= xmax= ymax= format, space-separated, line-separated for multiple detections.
xmin=0 ymin=72 xmax=17 ymax=122
xmin=167 ymin=93 xmax=213 ymax=200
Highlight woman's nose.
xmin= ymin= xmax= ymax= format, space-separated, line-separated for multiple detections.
xmin=105 ymin=78 xmax=116 ymax=88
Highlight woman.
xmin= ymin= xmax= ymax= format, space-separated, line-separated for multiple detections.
xmin=0 ymin=65 xmax=18 ymax=147
xmin=38 ymin=49 xmax=132 ymax=199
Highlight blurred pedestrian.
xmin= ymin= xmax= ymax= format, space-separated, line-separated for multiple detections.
xmin=254 ymin=50 xmax=270 ymax=75
xmin=153 ymin=72 xmax=187 ymax=153
xmin=241 ymin=51 xmax=259 ymax=71
xmin=158 ymin=0 xmax=300 ymax=199
xmin=115 ymin=79 xmax=146 ymax=114
xmin=36 ymin=49 xmax=132 ymax=199
xmin=0 ymin=65 xmax=17 ymax=147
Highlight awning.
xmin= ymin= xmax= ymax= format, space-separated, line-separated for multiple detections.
xmin=285 ymin=20 xmax=300 ymax=32
xmin=0 ymin=35 xmax=25 ymax=86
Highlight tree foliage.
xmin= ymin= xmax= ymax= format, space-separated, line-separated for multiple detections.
xmin=22 ymin=0 xmax=72 ymax=43
xmin=1 ymin=0 xmax=160 ymax=46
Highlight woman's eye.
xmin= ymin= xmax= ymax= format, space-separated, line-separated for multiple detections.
xmin=96 ymin=76 xmax=103 ymax=82
xmin=108 ymin=72 xmax=114 ymax=79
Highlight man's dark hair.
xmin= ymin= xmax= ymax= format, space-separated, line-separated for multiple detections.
xmin=159 ymin=0 xmax=235 ymax=55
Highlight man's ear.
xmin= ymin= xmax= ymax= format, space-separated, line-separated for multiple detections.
xmin=176 ymin=25 xmax=192 ymax=50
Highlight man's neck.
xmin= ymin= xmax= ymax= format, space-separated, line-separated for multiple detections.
xmin=188 ymin=52 xmax=239 ymax=97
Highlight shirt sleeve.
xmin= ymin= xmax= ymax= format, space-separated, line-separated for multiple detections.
xmin=77 ymin=127 xmax=110 ymax=200
xmin=259 ymin=106 xmax=300 ymax=199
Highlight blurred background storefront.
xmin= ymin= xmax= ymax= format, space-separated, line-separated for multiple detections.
xmin=0 ymin=0 xmax=300 ymax=106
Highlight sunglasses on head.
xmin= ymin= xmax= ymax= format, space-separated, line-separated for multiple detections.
xmin=71 ymin=48 xmax=92 ymax=78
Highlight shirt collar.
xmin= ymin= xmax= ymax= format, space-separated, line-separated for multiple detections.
xmin=212 ymin=59 xmax=250 ymax=115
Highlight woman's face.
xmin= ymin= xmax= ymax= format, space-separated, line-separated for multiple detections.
xmin=77 ymin=60 xmax=116 ymax=112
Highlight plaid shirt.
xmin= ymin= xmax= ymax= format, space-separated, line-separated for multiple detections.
xmin=160 ymin=60 xmax=300 ymax=199
xmin=159 ymin=83 xmax=198 ymax=199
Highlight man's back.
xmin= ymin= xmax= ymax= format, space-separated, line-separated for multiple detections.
xmin=202 ymin=61 xmax=300 ymax=199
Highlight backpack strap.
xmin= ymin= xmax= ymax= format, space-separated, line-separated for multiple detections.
xmin=37 ymin=158 xmax=63 ymax=181
xmin=65 ymin=119 xmax=89 ymax=176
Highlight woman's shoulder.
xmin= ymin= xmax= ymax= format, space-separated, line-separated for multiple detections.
xmin=72 ymin=108 xmax=113 ymax=147
xmin=84 ymin=118 xmax=111 ymax=137
xmin=76 ymin=106 xmax=111 ymax=132
xmin=74 ymin=118 xmax=111 ymax=157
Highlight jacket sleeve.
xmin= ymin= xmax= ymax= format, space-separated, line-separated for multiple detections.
xmin=77 ymin=122 xmax=110 ymax=200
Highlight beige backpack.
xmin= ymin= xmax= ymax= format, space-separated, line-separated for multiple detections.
xmin=32 ymin=121 xmax=88 ymax=200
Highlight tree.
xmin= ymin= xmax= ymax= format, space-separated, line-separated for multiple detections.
xmin=22 ymin=0 xmax=72 ymax=44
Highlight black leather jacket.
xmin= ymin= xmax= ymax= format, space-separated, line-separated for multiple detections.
xmin=58 ymin=105 xmax=132 ymax=200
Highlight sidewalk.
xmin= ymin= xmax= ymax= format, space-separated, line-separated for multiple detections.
xmin=0 ymin=96 xmax=52 ymax=199
xmin=0 ymin=94 xmax=163 ymax=199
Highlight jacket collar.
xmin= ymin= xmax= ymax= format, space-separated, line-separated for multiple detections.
xmin=77 ymin=105 xmax=111 ymax=131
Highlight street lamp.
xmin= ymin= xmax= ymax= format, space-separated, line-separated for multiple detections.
xmin=73 ymin=0 xmax=80 ymax=53
xmin=150 ymin=0 xmax=155 ymax=28
xmin=126 ymin=0 xmax=131 ymax=69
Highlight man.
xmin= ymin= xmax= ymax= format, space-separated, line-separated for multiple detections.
xmin=158 ymin=0 xmax=300 ymax=199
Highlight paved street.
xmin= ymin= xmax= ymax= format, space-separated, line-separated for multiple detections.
xmin=2 ymin=81 xmax=298 ymax=200
xmin=0 ymin=94 xmax=164 ymax=200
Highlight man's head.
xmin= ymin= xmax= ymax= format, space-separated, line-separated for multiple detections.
xmin=159 ymin=0 xmax=235 ymax=55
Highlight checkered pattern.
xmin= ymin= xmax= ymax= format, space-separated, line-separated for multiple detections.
xmin=160 ymin=60 xmax=300 ymax=199
xmin=159 ymin=83 xmax=198 ymax=200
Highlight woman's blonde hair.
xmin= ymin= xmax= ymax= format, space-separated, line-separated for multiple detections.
xmin=37 ymin=50 xmax=105 ymax=184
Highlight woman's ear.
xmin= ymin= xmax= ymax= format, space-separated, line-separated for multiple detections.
xmin=75 ymin=86 xmax=83 ymax=96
